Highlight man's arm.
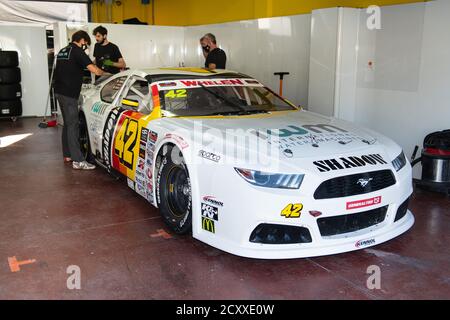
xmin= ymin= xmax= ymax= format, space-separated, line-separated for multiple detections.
xmin=87 ymin=63 xmax=105 ymax=76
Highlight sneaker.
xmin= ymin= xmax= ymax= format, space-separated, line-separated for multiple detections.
xmin=72 ymin=161 xmax=96 ymax=170
xmin=64 ymin=157 xmax=72 ymax=163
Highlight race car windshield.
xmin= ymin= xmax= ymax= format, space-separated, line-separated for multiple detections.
xmin=159 ymin=85 xmax=296 ymax=117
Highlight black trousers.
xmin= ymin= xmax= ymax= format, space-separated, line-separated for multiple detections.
xmin=56 ymin=94 xmax=84 ymax=162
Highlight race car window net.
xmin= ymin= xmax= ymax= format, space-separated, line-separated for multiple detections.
xmin=158 ymin=85 xmax=296 ymax=117
xmin=101 ymin=76 xmax=127 ymax=103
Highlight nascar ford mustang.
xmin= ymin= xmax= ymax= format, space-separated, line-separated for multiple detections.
xmin=78 ymin=68 xmax=414 ymax=259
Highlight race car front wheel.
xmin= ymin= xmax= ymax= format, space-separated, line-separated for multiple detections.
xmin=156 ymin=146 xmax=192 ymax=234
xmin=79 ymin=113 xmax=95 ymax=163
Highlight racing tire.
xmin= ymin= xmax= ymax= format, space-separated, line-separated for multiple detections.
xmin=0 ymin=68 xmax=21 ymax=84
xmin=0 ymin=51 xmax=19 ymax=68
xmin=0 ymin=100 xmax=22 ymax=117
xmin=0 ymin=83 xmax=22 ymax=100
xmin=79 ymin=113 xmax=95 ymax=163
xmin=156 ymin=146 xmax=192 ymax=234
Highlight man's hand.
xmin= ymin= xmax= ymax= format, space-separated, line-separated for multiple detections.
xmin=103 ymin=59 xmax=115 ymax=67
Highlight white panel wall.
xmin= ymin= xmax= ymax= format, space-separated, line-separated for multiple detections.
xmin=53 ymin=22 xmax=186 ymax=69
xmin=307 ymin=8 xmax=338 ymax=116
xmin=312 ymin=1 xmax=450 ymax=178
xmin=0 ymin=24 xmax=49 ymax=116
xmin=183 ymin=14 xmax=311 ymax=107
xmin=353 ymin=1 xmax=449 ymax=178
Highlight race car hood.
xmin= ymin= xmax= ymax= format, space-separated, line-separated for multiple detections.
xmin=160 ymin=110 xmax=402 ymax=170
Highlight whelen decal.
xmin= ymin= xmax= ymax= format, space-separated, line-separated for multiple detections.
xmin=313 ymin=154 xmax=388 ymax=172
xmin=355 ymin=239 xmax=376 ymax=248
xmin=347 ymin=196 xmax=382 ymax=210
xmin=155 ymin=78 xmax=263 ymax=90
xmin=181 ymin=79 xmax=243 ymax=87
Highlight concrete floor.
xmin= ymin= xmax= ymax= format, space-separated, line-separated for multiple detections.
xmin=0 ymin=117 xmax=449 ymax=300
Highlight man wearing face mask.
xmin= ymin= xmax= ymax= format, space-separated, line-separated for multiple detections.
xmin=92 ymin=25 xmax=126 ymax=76
xmin=201 ymin=33 xmax=227 ymax=70
xmin=53 ymin=30 xmax=105 ymax=170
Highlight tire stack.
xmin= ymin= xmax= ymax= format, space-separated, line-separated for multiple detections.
xmin=0 ymin=51 xmax=22 ymax=120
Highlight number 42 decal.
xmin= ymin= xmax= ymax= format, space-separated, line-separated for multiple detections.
xmin=114 ymin=117 xmax=138 ymax=170
xmin=281 ymin=203 xmax=303 ymax=218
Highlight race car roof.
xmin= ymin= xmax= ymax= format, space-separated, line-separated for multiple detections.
xmin=142 ymin=67 xmax=252 ymax=84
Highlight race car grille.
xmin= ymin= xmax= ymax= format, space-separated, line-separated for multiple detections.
xmin=250 ymin=224 xmax=312 ymax=244
xmin=318 ymin=206 xmax=388 ymax=237
xmin=395 ymin=198 xmax=410 ymax=222
xmin=314 ymin=170 xmax=396 ymax=200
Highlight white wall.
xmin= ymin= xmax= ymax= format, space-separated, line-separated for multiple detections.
xmin=307 ymin=8 xmax=338 ymax=116
xmin=184 ymin=14 xmax=311 ymax=107
xmin=0 ymin=24 xmax=49 ymax=117
xmin=354 ymin=1 xmax=449 ymax=177
xmin=54 ymin=22 xmax=186 ymax=69
xmin=307 ymin=1 xmax=450 ymax=178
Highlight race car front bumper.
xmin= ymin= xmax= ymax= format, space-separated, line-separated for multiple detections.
xmin=191 ymin=163 xmax=415 ymax=259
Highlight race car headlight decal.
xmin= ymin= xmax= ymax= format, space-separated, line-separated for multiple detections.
xmin=234 ymin=168 xmax=304 ymax=189
xmin=392 ymin=151 xmax=407 ymax=172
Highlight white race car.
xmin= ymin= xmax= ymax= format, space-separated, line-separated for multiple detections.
xmin=79 ymin=68 xmax=414 ymax=259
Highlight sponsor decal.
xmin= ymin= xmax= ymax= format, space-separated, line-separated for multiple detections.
xmin=355 ymin=238 xmax=376 ymax=248
xmin=181 ymin=79 xmax=244 ymax=87
xmin=136 ymin=183 xmax=147 ymax=198
xmin=201 ymin=203 xmax=219 ymax=221
xmin=102 ymin=107 xmax=125 ymax=168
xmin=127 ymin=178 xmax=135 ymax=190
xmin=251 ymin=124 xmax=363 ymax=149
xmin=165 ymin=133 xmax=189 ymax=149
xmin=139 ymin=141 xmax=146 ymax=159
xmin=202 ymin=196 xmax=224 ymax=207
xmin=91 ymin=101 xmax=109 ymax=115
xmin=202 ymin=217 xmax=215 ymax=234
xmin=199 ymin=150 xmax=221 ymax=163
xmin=281 ymin=203 xmax=303 ymax=218
xmin=149 ymin=131 xmax=158 ymax=143
xmin=137 ymin=158 xmax=145 ymax=171
xmin=347 ymin=196 xmax=382 ymax=210
xmin=159 ymin=82 xmax=177 ymax=88
xmin=313 ymin=154 xmax=388 ymax=172
xmin=141 ymin=128 xmax=149 ymax=142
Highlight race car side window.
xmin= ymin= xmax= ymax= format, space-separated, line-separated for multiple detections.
xmin=101 ymin=76 xmax=127 ymax=103
xmin=121 ymin=78 xmax=152 ymax=114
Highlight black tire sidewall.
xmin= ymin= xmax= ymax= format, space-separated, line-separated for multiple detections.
xmin=156 ymin=148 xmax=192 ymax=234
xmin=0 ymin=68 xmax=21 ymax=84
xmin=0 ymin=83 xmax=22 ymax=100
xmin=0 ymin=51 xmax=19 ymax=68
xmin=0 ymin=100 xmax=22 ymax=117
xmin=79 ymin=114 xmax=94 ymax=163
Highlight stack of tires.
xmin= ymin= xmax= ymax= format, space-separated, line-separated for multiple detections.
xmin=0 ymin=51 xmax=22 ymax=120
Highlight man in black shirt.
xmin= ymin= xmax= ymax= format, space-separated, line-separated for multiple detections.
xmin=54 ymin=30 xmax=105 ymax=170
xmin=201 ymin=33 xmax=227 ymax=70
xmin=92 ymin=26 xmax=126 ymax=75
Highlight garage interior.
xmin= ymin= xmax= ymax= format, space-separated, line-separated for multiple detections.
xmin=0 ymin=0 xmax=449 ymax=300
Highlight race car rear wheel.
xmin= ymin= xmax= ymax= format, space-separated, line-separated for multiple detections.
xmin=156 ymin=146 xmax=192 ymax=234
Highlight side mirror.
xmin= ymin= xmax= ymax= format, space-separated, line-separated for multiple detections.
xmin=122 ymin=98 xmax=139 ymax=108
